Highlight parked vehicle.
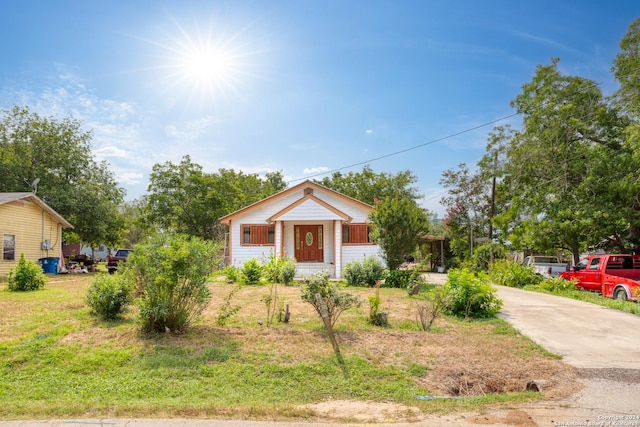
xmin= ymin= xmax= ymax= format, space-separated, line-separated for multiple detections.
xmin=560 ymin=254 xmax=640 ymax=301
xmin=106 ymin=249 xmax=133 ymax=274
xmin=522 ymin=255 xmax=568 ymax=278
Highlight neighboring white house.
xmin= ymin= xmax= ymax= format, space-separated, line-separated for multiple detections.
xmin=219 ymin=180 xmax=383 ymax=278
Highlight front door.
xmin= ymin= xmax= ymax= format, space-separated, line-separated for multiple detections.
xmin=295 ymin=225 xmax=323 ymax=262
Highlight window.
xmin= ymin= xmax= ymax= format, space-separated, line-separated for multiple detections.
xmin=241 ymin=225 xmax=275 ymax=245
xmin=342 ymin=224 xmax=371 ymax=244
xmin=588 ymin=258 xmax=600 ymax=271
xmin=3 ymin=234 xmax=16 ymax=261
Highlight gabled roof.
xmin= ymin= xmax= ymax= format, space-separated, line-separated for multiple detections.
xmin=219 ymin=180 xmax=373 ymax=225
xmin=0 ymin=193 xmax=74 ymax=229
xmin=268 ymin=193 xmax=352 ymax=223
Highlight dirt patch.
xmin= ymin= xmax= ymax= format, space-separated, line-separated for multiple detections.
xmin=302 ymin=400 xmax=424 ymax=423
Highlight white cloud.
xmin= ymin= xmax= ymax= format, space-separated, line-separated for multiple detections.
xmin=366 ymin=129 xmax=374 ymax=134
xmin=116 ymin=171 xmax=144 ymax=185
xmin=164 ymin=115 xmax=217 ymax=141
xmin=303 ymin=166 xmax=330 ymax=174
xmin=93 ymin=146 xmax=131 ymax=159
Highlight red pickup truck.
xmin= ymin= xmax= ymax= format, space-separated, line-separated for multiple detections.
xmin=561 ymin=254 xmax=640 ymax=301
xmin=106 ymin=248 xmax=133 ymax=274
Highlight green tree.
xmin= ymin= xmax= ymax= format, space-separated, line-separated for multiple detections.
xmin=612 ymin=18 xmax=640 ymax=251
xmin=317 ymin=165 xmax=421 ymax=204
xmin=119 ymin=197 xmax=153 ymax=248
xmin=369 ymin=197 xmax=429 ymax=270
xmin=440 ymin=163 xmax=492 ymax=263
xmin=494 ymin=60 xmax=628 ymax=262
xmin=145 ymin=156 xmax=286 ymax=241
xmin=0 ymin=106 xmax=125 ymax=246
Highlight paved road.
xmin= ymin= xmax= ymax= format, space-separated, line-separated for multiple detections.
xmin=3 ymin=276 xmax=640 ymax=427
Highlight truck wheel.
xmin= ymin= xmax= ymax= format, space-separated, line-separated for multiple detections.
xmin=614 ymin=287 xmax=628 ymax=301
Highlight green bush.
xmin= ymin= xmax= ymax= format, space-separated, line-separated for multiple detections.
xmin=222 ymin=265 xmax=241 ymax=282
xmin=241 ymin=258 xmax=263 ymax=284
xmin=362 ymin=256 xmax=385 ymax=286
xmin=467 ymin=243 xmax=506 ymax=272
xmin=489 ymin=260 xmax=542 ymax=288
xmin=7 ymin=254 xmax=47 ymax=291
xmin=383 ymin=269 xmax=415 ymax=288
xmin=539 ymin=276 xmax=576 ymax=292
xmin=128 ymin=233 xmax=219 ymax=333
xmin=263 ymin=254 xmax=297 ymax=285
xmin=300 ymin=272 xmax=361 ymax=327
xmin=86 ymin=273 xmax=132 ymax=320
xmin=277 ymin=258 xmax=297 ymax=285
xmin=443 ymin=268 xmax=502 ymax=319
xmin=344 ymin=256 xmax=385 ymax=287
xmin=343 ymin=260 xmax=365 ymax=286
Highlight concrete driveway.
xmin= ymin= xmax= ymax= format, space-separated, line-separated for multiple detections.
xmin=496 ymin=285 xmax=640 ymax=369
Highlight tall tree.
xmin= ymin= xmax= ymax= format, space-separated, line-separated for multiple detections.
xmin=612 ymin=17 xmax=640 ymax=251
xmin=440 ymin=163 xmax=493 ymax=262
xmin=317 ymin=165 xmax=421 ymax=205
xmin=0 ymin=105 xmax=125 ymax=247
xmin=496 ymin=60 xmax=628 ymax=262
xmin=145 ymin=155 xmax=286 ymax=241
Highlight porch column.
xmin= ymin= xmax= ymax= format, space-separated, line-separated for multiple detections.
xmin=334 ymin=220 xmax=342 ymax=279
xmin=274 ymin=221 xmax=283 ymax=258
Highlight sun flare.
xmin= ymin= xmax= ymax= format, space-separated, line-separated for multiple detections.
xmin=146 ymin=17 xmax=260 ymax=105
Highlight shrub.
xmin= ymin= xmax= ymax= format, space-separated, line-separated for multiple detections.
xmin=344 ymin=256 xmax=385 ymax=287
xmin=300 ymin=272 xmax=361 ymax=327
xmin=362 ymin=256 xmax=385 ymax=286
xmin=217 ymin=282 xmax=243 ymax=326
xmin=128 ymin=233 xmax=219 ymax=333
xmin=368 ymin=294 xmax=388 ymax=326
xmin=416 ymin=287 xmax=445 ymax=331
xmin=384 ymin=269 xmax=414 ymax=288
xmin=222 ymin=265 xmax=241 ymax=282
xmin=343 ymin=260 xmax=365 ymax=287
xmin=278 ymin=258 xmax=297 ymax=285
xmin=241 ymin=258 xmax=263 ymax=284
xmin=489 ymin=260 xmax=542 ymax=288
xmin=86 ymin=273 xmax=132 ymax=320
xmin=407 ymin=272 xmax=427 ymax=295
xmin=7 ymin=254 xmax=47 ymax=291
xmin=539 ymin=276 xmax=576 ymax=292
xmin=443 ymin=268 xmax=502 ymax=319
xmin=263 ymin=253 xmax=297 ymax=285
xmin=468 ymin=243 xmax=506 ymax=272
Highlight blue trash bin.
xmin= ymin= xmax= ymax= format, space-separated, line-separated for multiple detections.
xmin=39 ymin=257 xmax=60 ymax=274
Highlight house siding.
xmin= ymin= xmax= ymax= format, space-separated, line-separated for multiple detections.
xmin=0 ymin=199 xmax=63 ymax=277
xmin=222 ymin=182 xmax=382 ymax=277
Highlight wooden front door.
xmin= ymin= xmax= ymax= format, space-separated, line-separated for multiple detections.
xmin=294 ymin=225 xmax=323 ymax=262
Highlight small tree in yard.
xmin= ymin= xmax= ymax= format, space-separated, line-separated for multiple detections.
xmin=369 ymin=197 xmax=429 ymax=270
xmin=300 ymin=272 xmax=361 ymax=327
xmin=127 ymin=233 xmax=219 ymax=333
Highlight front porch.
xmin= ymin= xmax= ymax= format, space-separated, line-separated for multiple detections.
xmin=294 ymin=262 xmax=335 ymax=279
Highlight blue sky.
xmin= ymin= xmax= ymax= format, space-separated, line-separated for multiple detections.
xmin=1 ymin=1 xmax=637 ymax=216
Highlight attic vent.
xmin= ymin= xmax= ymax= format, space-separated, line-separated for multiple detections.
xmin=304 ymin=187 xmax=313 ymax=195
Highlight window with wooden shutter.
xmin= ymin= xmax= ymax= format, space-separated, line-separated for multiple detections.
xmin=341 ymin=224 xmax=371 ymax=244
xmin=241 ymin=225 xmax=275 ymax=245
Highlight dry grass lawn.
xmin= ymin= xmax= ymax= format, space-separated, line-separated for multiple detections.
xmin=0 ymin=273 xmax=580 ymax=423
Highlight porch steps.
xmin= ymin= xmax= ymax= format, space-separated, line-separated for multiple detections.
xmin=295 ymin=262 xmax=335 ymax=279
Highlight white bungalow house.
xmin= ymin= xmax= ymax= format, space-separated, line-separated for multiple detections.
xmin=219 ymin=180 xmax=384 ymax=278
